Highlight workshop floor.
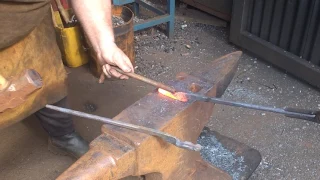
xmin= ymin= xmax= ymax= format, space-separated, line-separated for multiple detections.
xmin=1 ymin=5 xmax=320 ymax=180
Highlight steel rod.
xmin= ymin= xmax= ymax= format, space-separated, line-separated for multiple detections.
xmin=182 ymin=92 xmax=317 ymax=121
xmin=45 ymin=105 xmax=201 ymax=151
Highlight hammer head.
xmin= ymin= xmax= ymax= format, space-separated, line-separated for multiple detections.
xmin=0 ymin=75 xmax=9 ymax=91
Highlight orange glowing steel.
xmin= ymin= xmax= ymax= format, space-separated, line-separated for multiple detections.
xmin=158 ymin=88 xmax=178 ymax=100
xmin=158 ymin=88 xmax=188 ymax=102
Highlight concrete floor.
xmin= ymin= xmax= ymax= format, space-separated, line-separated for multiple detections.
xmin=209 ymin=53 xmax=320 ymax=180
xmin=1 ymin=7 xmax=320 ymax=180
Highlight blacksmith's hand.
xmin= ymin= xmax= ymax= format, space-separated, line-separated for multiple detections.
xmin=98 ymin=41 xmax=134 ymax=80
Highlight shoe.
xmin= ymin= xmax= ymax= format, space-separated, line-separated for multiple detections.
xmin=48 ymin=132 xmax=89 ymax=159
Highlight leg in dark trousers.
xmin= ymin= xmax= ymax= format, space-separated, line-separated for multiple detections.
xmin=35 ymin=97 xmax=75 ymax=137
xmin=35 ymin=97 xmax=88 ymax=158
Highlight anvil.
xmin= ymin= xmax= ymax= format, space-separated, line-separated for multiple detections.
xmin=57 ymin=51 xmax=242 ymax=180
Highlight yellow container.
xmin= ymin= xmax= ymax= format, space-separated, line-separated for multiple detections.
xmin=53 ymin=10 xmax=89 ymax=68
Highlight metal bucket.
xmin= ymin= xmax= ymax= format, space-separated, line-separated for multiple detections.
xmin=53 ymin=9 xmax=90 ymax=68
xmin=89 ymin=6 xmax=135 ymax=78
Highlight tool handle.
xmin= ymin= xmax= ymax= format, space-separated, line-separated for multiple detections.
xmin=55 ymin=0 xmax=70 ymax=24
xmin=113 ymin=67 xmax=176 ymax=93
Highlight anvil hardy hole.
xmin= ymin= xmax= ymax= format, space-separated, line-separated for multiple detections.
xmin=189 ymin=83 xmax=202 ymax=93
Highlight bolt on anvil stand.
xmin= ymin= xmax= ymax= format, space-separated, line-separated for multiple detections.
xmin=113 ymin=0 xmax=175 ymax=38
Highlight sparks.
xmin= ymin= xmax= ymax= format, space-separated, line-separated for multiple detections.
xmin=158 ymin=88 xmax=188 ymax=102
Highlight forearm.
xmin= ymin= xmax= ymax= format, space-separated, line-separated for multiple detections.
xmin=71 ymin=0 xmax=114 ymax=56
xmin=71 ymin=0 xmax=134 ymax=79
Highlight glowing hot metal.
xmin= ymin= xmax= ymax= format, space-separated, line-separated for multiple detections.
xmin=158 ymin=88 xmax=188 ymax=102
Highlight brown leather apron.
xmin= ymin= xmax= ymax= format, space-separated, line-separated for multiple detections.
xmin=0 ymin=3 xmax=67 ymax=129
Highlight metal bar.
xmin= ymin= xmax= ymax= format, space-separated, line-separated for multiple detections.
xmin=182 ymin=92 xmax=317 ymax=122
xmin=260 ymin=0 xmax=274 ymax=40
xmin=166 ymin=0 xmax=175 ymax=38
xmin=310 ymin=20 xmax=320 ymax=65
xmin=230 ymin=0 xmax=245 ymax=39
xmin=113 ymin=0 xmax=175 ymax=37
xmin=300 ymin=0 xmax=319 ymax=60
xmin=136 ymin=0 xmax=166 ymax=15
xmin=133 ymin=2 xmax=140 ymax=16
xmin=45 ymin=105 xmax=202 ymax=151
xmin=112 ymin=0 xmax=135 ymax=5
xmin=289 ymin=0 xmax=310 ymax=55
xmin=134 ymin=15 xmax=171 ymax=31
xmin=251 ymin=0 xmax=264 ymax=36
xmin=279 ymin=0 xmax=298 ymax=50
xmin=269 ymin=0 xmax=286 ymax=45
xmin=246 ymin=0 xmax=254 ymax=32
xmin=310 ymin=24 xmax=320 ymax=65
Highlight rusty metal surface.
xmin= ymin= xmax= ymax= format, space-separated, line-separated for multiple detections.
xmin=198 ymin=127 xmax=261 ymax=180
xmin=57 ymin=51 xmax=241 ymax=180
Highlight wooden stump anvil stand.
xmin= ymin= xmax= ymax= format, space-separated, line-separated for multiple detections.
xmin=58 ymin=52 xmax=242 ymax=180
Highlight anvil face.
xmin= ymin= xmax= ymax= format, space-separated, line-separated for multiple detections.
xmin=58 ymin=52 xmax=242 ymax=180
